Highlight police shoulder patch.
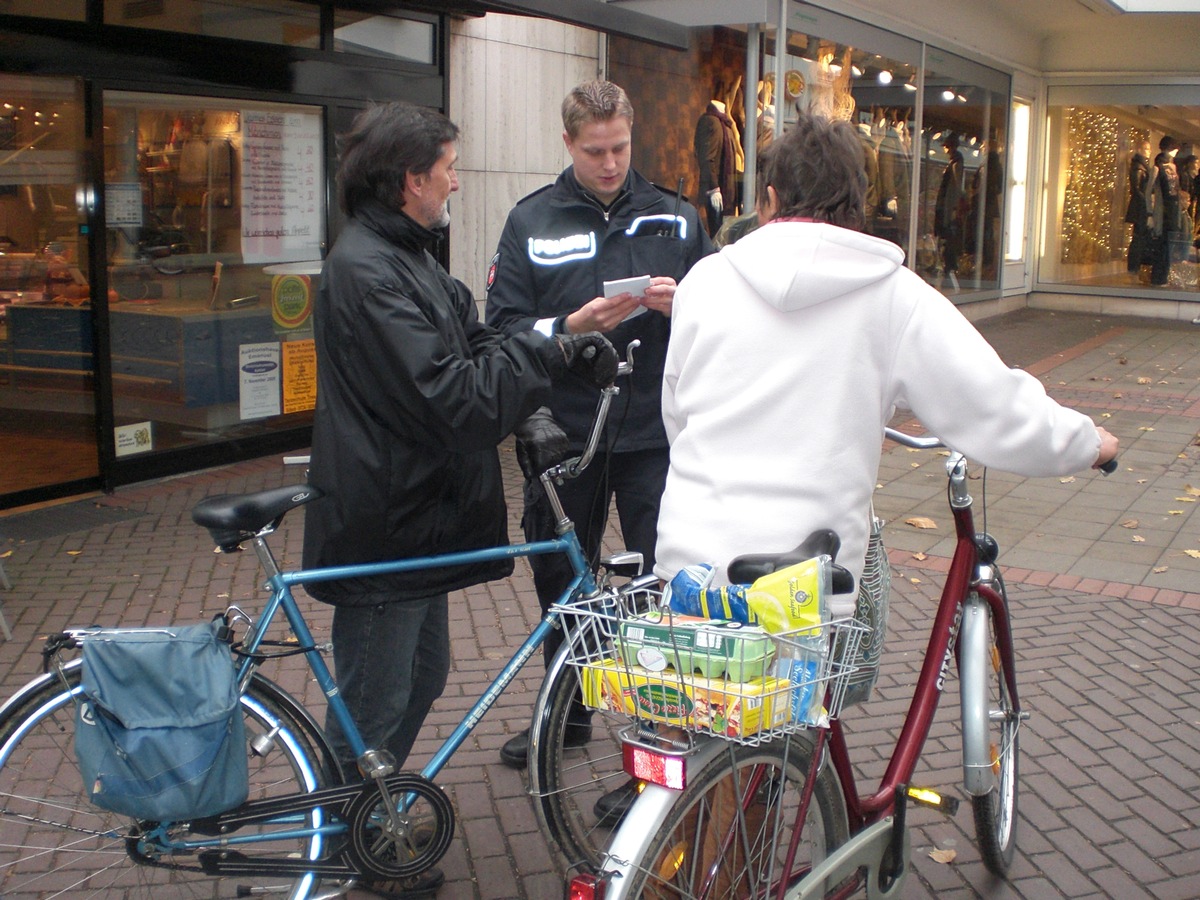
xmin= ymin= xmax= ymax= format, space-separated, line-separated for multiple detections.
xmin=486 ymin=252 xmax=499 ymax=292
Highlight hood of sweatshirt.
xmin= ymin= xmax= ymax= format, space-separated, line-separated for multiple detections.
xmin=722 ymin=220 xmax=905 ymax=312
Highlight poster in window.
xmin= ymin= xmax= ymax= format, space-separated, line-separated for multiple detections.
xmin=241 ymin=110 xmax=323 ymax=264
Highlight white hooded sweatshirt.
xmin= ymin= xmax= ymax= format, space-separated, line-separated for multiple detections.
xmin=655 ymin=220 xmax=1101 ymax=614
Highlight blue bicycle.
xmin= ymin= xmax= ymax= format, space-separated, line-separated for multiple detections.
xmin=0 ymin=348 xmax=650 ymax=899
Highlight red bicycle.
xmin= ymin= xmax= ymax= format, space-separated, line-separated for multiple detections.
xmin=568 ymin=426 xmax=1116 ymax=899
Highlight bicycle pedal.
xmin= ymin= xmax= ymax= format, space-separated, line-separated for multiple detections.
xmin=906 ymin=786 xmax=960 ymax=815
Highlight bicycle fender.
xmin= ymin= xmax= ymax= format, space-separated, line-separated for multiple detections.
xmin=959 ymin=596 xmax=997 ymax=797
xmin=595 ymin=738 xmax=729 ymax=900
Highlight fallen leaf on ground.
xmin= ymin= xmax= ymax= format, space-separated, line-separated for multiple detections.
xmin=912 ymin=552 xmax=928 ymax=561
xmin=66 ymin=550 xmax=82 ymax=556
xmin=909 ymin=577 xmax=922 ymax=585
xmin=1132 ymin=535 xmax=1146 ymax=543
xmin=1060 ymin=476 xmax=1076 ymax=484
xmin=1176 ymin=497 xmax=1196 ymax=503
xmin=929 ymin=848 xmax=957 ymax=864
xmin=1153 ymin=566 xmax=1168 ymax=573
xmin=906 ymin=517 xmax=938 ymax=530
xmin=1139 ymin=426 xmax=1155 ymax=432
xmin=1169 ymin=510 xmax=1184 ymax=516
xmin=1137 ymin=377 xmax=1152 ymax=384
xmin=1186 ymin=550 xmax=1200 ymax=559
xmin=1102 ymin=411 xmax=1113 ymax=417
xmin=1121 ymin=519 xmax=1139 ymax=528
xmin=1185 ymin=485 xmax=1200 ymax=496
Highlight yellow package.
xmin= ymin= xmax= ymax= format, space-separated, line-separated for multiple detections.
xmin=580 ymin=658 xmax=792 ymax=739
xmin=745 ymin=555 xmax=830 ymax=634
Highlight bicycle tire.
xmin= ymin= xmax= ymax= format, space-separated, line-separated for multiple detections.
xmin=528 ymin=640 xmax=632 ymax=869
xmin=619 ymin=734 xmax=849 ymax=899
xmin=0 ymin=663 xmax=335 ymax=899
xmin=960 ymin=590 xmax=1019 ymax=875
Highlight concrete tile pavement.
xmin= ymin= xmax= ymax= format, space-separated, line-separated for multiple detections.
xmin=0 ymin=307 xmax=1197 ymax=898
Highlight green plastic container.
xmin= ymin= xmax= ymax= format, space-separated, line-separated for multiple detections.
xmin=618 ymin=612 xmax=775 ymax=683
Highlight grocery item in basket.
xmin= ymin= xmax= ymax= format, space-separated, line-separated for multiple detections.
xmin=664 ymin=556 xmax=831 ymax=635
xmin=745 ymin=555 xmax=831 ymax=635
xmin=618 ymin=611 xmax=775 ymax=683
xmin=580 ymin=658 xmax=792 ymax=739
xmin=772 ymin=642 xmax=827 ymax=726
xmin=663 ymin=564 xmax=752 ymax=621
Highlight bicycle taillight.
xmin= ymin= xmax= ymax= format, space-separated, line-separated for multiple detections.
xmin=623 ymin=742 xmax=685 ymax=791
xmin=567 ymin=872 xmax=607 ymax=900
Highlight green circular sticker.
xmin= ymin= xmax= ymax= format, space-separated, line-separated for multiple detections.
xmin=272 ymin=275 xmax=312 ymax=329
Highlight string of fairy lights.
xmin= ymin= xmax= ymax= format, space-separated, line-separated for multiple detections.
xmin=1059 ymin=107 xmax=1122 ymax=265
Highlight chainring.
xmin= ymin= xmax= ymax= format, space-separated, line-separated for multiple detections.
xmin=344 ymin=773 xmax=455 ymax=879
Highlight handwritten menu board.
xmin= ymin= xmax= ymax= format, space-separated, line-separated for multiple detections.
xmin=240 ymin=110 xmax=323 ymax=264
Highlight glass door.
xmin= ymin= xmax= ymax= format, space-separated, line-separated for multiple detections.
xmin=0 ymin=74 xmax=95 ymax=503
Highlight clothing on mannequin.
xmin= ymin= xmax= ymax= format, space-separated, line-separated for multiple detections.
xmin=694 ymin=97 xmax=737 ymax=236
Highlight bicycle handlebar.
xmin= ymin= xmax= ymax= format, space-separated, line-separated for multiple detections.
xmin=885 ymin=426 xmax=1119 ymax=476
xmin=557 ymin=340 xmax=639 ymax=480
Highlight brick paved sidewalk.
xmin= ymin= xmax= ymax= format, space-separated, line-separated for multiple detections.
xmin=0 ymin=308 xmax=1198 ymax=898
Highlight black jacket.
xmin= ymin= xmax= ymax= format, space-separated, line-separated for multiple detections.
xmin=302 ymin=201 xmax=552 ymax=604
xmin=485 ymin=168 xmax=712 ymax=452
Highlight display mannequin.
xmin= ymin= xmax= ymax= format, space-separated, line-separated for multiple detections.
xmin=1146 ymin=135 xmax=1180 ymax=286
xmin=1125 ymin=139 xmax=1153 ymax=274
xmin=694 ymin=95 xmax=737 ymax=236
xmin=933 ymin=133 xmax=964 ymax=290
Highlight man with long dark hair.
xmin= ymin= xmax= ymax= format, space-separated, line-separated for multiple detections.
xmin=303 ymin=102 xmax=616 ymax=899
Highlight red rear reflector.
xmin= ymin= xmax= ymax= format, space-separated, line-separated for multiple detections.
xmin=623 ymin=741 xmax=686 ymax=791
xmin=568 ymin=872 xmax=606 ymax=900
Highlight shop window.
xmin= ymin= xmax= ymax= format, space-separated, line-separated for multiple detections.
xmin=103 ymin=92 xmax=324 ymax=459
xmin=104 ymin=0 xmax=320 ymax=47
xmin=0 ymin=74 xmax=95 ymax=497
xmin=1042 ymin=85 xmax=1199 ymax=291
xmin=918 ymin=48 xmax=1009 ymax=295
xmin=333 ymin=10 xmax=435 ymax=64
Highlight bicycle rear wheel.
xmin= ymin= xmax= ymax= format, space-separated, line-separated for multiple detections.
xmin=960 ymin=590 xmax=1020 ymax=875
xmin=620 ymin=734 xmax=848 ymax=899
xmin=529 ymin=642 xmax=632 ymax=869
xmin=0 ymin=663 xmax=335 ymax=899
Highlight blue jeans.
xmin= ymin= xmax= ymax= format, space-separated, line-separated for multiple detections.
xmin=326 ymin=592 xmax=449 ymax=778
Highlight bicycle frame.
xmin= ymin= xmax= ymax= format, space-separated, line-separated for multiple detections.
xmin=240 ymin=528 xmax=599 ymax=786
xmin=828 ymin=447 xmax=1017 ymax=831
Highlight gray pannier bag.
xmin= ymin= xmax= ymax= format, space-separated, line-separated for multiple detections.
xmin=74 ymin=620 xmax=248 ymax=821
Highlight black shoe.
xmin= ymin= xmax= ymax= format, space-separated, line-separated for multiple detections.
xmin=498 ymin=721 xmax=593 ymax=769
xmin=358 ymin=866 xmax=444 ymax=898
xmin=593 ymin=778 xmax=643 ymax=826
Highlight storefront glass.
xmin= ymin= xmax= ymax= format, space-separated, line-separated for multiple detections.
xmin=103 ymin=92 xmax=323 ymax=460
xmin=918 ymin=48 xmax=1009 ymax=293
xmin=0 ymin=74 xmax=93 ymax=497
xmin=611 ymin=5 xmax=1009 ymax=300
xmin=1041 ymin=85 xmax=1199 ymax=291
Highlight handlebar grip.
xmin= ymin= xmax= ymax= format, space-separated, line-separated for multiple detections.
xmin=582 ymin=345 xmax=596 ymax=360
xmin=1098 ymin=457 xmax=1118 ymax=476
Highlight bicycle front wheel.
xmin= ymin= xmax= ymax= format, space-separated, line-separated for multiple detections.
xmin=529 ymin=641 xmax=632 ymax=869
xmin=0 ymin=663 xmax=335 ymax=899
xmin=621 ymin=734 xmax=849 ymax=899
xmin=959 ymin=589 xmax=1020 ymax=876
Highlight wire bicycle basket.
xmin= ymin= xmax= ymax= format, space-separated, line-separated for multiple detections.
xmin=556 ymin=593 xmax=871 ymax=747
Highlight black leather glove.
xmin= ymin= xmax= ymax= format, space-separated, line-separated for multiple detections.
xmin=538 ymin=332 xmax=619 ymax=388
xmin=513 ymin=407 xmax=570 ymax=480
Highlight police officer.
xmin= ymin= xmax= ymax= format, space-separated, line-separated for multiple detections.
xmin=485 ymin=80 xmax=712 ymax=820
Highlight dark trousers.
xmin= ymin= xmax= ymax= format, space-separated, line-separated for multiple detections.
xmin=326 ymin=592 xmax=450 ymax=777
xmin=523 ymin=447 xmax=670 ymax=669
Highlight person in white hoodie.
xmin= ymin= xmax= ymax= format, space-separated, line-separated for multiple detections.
xmin=655 ymin=113 xmax=1119 ymax=614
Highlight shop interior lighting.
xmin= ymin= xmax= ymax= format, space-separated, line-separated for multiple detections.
xmin=851 ymin=64 xmax=863 ymax=77
xmin=942 ymin=89 xmax=956 ymax=101
xmin=956 ymin=93 xmax=968 ymax=103
xmin=877 ymin=69 xmax=893 ymax=84
xmin=903 ymin=77 xmax=917 ymax=92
